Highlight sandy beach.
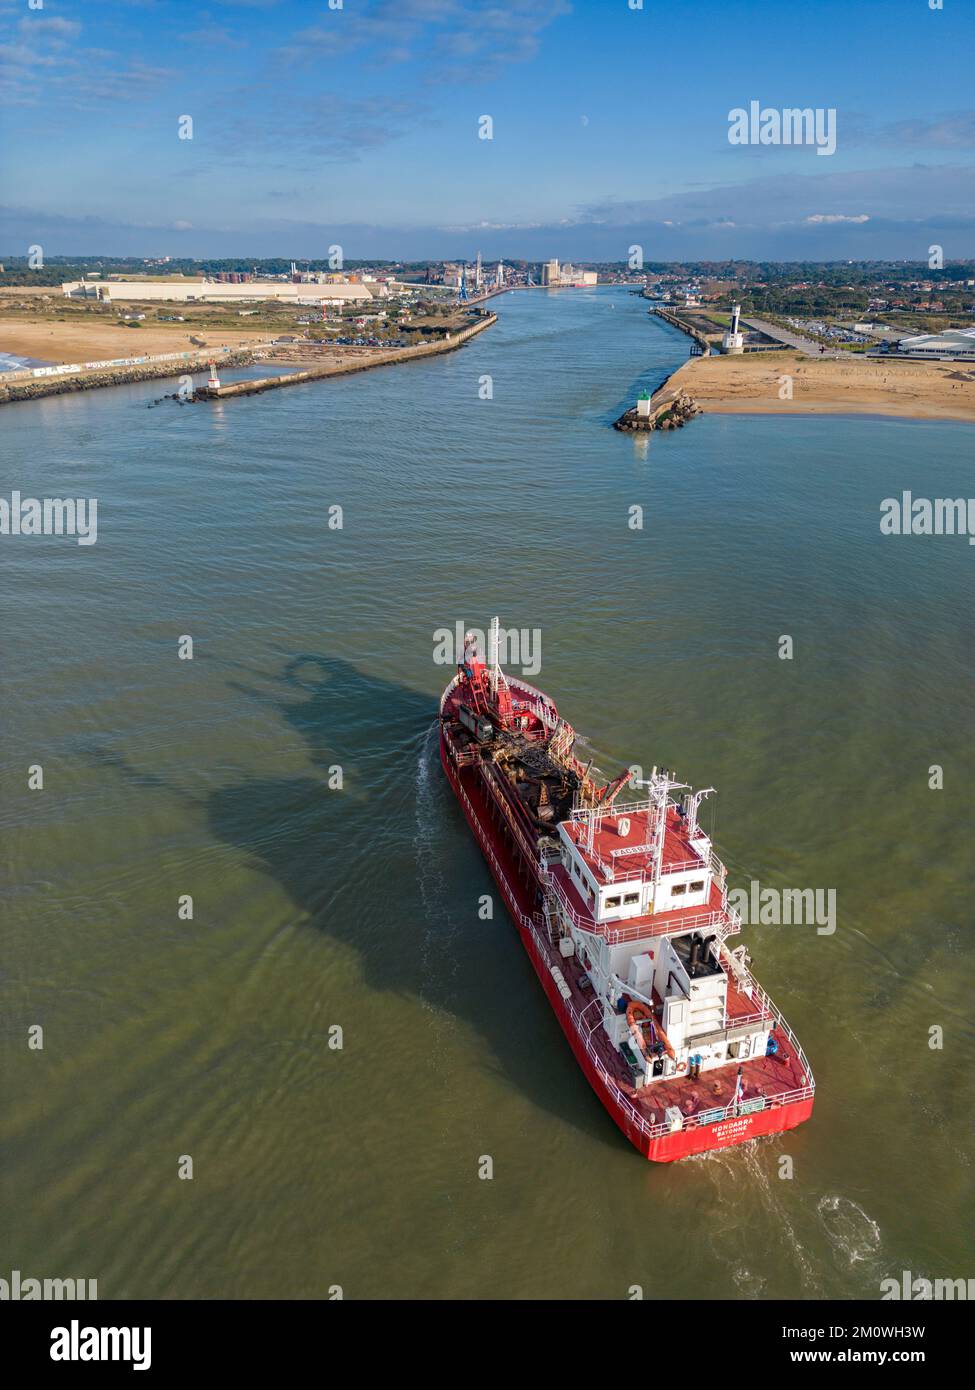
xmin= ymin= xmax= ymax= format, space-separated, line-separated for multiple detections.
xmin=668 ymin=351 xmax=975 ymax=423
xmin=1 ymin=312 xmax=498 ymax=406
xmin=0 ymin=316 xmax=272 ymax=365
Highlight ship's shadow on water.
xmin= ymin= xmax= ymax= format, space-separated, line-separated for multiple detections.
xmin=205 ymin=651 xmax=625 ymax=1152
xmin=84 ymin=652 xmax=634 ymax=1149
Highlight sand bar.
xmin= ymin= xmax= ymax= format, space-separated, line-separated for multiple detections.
xmin=667 ymin=351 xmax=975 ymax=423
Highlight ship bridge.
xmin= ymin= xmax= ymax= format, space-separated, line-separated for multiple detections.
xmin=553 ymin=772 xmax=726 ymax=932
xmin=542 ymin=772 xmax=776 ymax=1084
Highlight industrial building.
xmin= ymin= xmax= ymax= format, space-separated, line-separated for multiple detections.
xmin=884 ymin=327 xmax=975 ymax=361
xmin=61 ymin=278 xmax=383 ymax=306
xmin=540 ymin=259 xmax=597 ymax=287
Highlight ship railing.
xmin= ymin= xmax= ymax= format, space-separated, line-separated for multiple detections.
xmin=764 ymin=1004 xmax=815 ymax=1091
xmin=542 ymin=899 xmax=563 ymax=947
xmin=725 ymin=1006 xmax=774 ymax=1029
xmin=571 ymin=797 xmax=658 ymax=820
xmin=607 ymin=865 xmax=647 ymax=885
xmin=580 ymin=995 xmax=604 ymax=1038
xmin=520 ymin=727 xmax=551 ymax=745
xmin=718 ymin=942 xmax=815 ymax=1087
xmin=662 ymin=855 xmax=709 ymax=875
xmin=591 ymin=856 xmax=646 ymax=885
xmin=719 ymin=940 xmax=768 ymax=998
xmin=543 ymin=872 xmax=743 ymax=947
xmin=719 ymin=900 xmax=742 ymax=935
xmin=655 ymin=1079 xmax=816 ymax=1139
xmin=446 ymin=739 xmax=481 ymax=767
xmin=438 ymin=674 xmax=461 ymax=716
xmin=510 ymin=677 xmax=557 ymax=711
xmin=600 ymin=906 xmax=737 ymax=947
xmin=721 ymin=955 xmax=775 ymax=1027
xmin=515 ymin=695 xmax=560 ymax=731
xmin=542 ymin=866 xmax=603 ymax=935
xmin=717 ymin=941 xmax=772 ymax=1027
xmin=723 ymin=904 xmax=743 ymax=934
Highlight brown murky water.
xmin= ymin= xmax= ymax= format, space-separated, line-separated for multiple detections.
xmin=3 ymin=288 xmax=973 ymax=1298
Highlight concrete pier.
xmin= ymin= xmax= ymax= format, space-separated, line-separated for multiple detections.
xmin=0 ymin=347 xmax=260 ymax=407
xmin=651 ymin=307 xmax=712 ymax=356
xmin=195 ymin=314 xmax=497 ymax=402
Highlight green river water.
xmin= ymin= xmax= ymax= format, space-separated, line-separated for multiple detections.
xmin=2 ymin=287 xmax=973 ymax=1298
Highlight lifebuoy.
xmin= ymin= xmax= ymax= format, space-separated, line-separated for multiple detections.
xmin=676 ymin=1061 xmax=687 ymax=1074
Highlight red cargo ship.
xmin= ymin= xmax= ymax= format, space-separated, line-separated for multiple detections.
xmin=439 ymin=620 xmax=815 ymax=1162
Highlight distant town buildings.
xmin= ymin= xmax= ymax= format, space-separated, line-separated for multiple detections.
xmin=540 ymin=258 xmax=597 ymax=287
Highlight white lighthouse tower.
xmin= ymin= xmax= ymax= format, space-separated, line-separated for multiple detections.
xmin=722 ymin=303 xmax=744 ymax=355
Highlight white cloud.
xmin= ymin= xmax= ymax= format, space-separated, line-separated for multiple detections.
xmin=18 ymin=15 xmax=82 ymax=40
xmin=803 ymin=214 xmax=870 ymax=224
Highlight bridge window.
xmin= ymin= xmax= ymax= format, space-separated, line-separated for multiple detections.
xmin=689 ymin=880 xmax=705 ymax=892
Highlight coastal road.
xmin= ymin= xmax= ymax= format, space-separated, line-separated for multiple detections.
xmin=741 ymin=315 xmax=853 ymax=358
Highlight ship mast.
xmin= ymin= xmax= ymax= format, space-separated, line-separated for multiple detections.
xmin=487 ymin=615 xmax=513 ymax=725
xmin=686 ymin=787 xmax=715 ymax=840
xmin=632 ymin=768 xmax=689 ymax=886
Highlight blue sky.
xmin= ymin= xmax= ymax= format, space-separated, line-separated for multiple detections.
xmin=1 ymin=0 xmax=974 ymax=260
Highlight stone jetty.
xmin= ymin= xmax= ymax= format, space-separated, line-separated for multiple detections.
xmin=614 ymin=387 xmax=700 ymax=432
xmin=0 ymin=350 xmax=258 ymax=407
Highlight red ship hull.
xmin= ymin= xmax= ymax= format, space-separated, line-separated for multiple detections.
xmin=440 ymin=732 xmax=813 ymax=1162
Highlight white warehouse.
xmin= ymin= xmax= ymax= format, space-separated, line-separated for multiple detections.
xmin=62 ymin=279 xmax=382 ymax=306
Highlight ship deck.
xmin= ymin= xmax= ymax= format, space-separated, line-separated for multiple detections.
xmin=548 ymin=860 xmax=733 ymax=942
xmin=552 ymin=937 xmax=806 ymax=1124
xmin=562 ymin=804 xmax=708 ymax=881
xmin=447 ymin=741 xmax=810 ymax=1132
